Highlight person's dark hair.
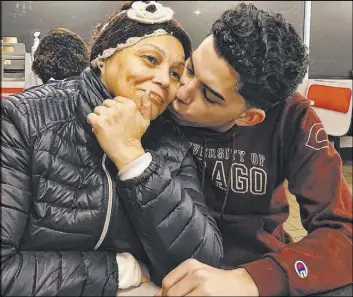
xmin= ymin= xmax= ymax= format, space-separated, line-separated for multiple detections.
xmin=32 ymin=28 xmax=90 ymax=83
xmin=90 ymin=1 xmax=192 ymax=75
xmin=211 ymin=3 xmax=310 ymax=110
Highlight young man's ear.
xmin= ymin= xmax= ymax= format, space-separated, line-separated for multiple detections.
xmin=234 ymin=108 xmax=266 ymax=127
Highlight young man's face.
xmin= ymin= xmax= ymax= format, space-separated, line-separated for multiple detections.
xmin=169 ymin=35 xmax=265 ymax=131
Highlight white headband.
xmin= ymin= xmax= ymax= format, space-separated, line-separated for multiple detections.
xmin=91 ymin=1 xmax=174 ymax=68
xmin=128 ymin=1 xmax=174 ymax=24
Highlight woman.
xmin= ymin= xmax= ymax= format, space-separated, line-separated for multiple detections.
xmin=1 ymin=1 xmax=222 ymax=296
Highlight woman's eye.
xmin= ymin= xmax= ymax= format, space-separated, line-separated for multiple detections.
xmin=143 ymin=55 xmax=157 ymax=65
xmin=186 ymin=66 xmax=194 ymax=76
xmin=170 ymin=71 xmax=181 ymax=80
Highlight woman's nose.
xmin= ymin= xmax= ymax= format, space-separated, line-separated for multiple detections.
xmin=153 ymin=67 xmax=170 ymax=88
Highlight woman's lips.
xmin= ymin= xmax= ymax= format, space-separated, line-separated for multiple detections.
xmin=139 ymin=89 xmax=165 ymax=106
xmin=149 ymin=91 xmax=165 ymax=105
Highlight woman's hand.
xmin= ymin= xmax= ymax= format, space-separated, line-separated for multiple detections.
xmin=87 ymin=91 xmax=153 ymax=170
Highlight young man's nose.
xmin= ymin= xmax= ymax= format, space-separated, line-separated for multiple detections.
xmin=176 ymin=82 xmax=195 ymax=105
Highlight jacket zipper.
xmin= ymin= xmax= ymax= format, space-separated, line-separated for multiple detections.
xmin=93 ymin=154 xmax=113 ymax=250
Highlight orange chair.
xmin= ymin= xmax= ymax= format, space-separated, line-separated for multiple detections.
xmin=305 ymin=79 xmax=353 ymax=153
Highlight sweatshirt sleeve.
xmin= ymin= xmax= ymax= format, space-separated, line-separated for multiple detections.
xmin=241 ymin=99 xmax=352 ymax=296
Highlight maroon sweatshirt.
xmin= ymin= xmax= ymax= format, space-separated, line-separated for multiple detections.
xmin=174 ymin=92 xmax=352 ymax=296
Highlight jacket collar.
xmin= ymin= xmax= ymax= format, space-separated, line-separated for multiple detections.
xmin=76 ymin=68 xmax=113 ymax=138
xmin=80 ymin=67 xmax=113 ymax=108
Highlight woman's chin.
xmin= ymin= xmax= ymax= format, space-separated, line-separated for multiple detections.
xmin=149 ymin=103 xmax=162 ymax=121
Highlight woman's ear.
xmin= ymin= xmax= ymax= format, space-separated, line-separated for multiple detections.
xmin=234 ymin=108 xmax=266 ymax=127
xmin=99 ymin=58 xmax=105 ymax=69
xmin=99 ymin=58 xmax=108 ymax=85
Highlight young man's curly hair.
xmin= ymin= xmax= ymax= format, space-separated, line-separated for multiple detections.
xmin=32 ymin=28 xmax=90 ymax=83
xmin=211 ymin=3 xmax=310 ymax=110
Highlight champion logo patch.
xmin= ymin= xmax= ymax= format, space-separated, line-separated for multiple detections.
xmin=295 ymin=260 xmax=308 ymax=278
xmin=305 ymin=123 xmax=329 ymax=151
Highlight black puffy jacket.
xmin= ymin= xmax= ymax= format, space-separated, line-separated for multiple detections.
xmin=1 ymin=68 xmax=223 ymax=296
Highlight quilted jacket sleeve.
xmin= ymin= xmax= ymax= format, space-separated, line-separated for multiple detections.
xmin=116 ymin=146 xmax=223 ymax=285
xmin=1 ymin=97 xmax=118 ymax=296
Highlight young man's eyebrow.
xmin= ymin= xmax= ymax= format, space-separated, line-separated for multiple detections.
xmin=190 ymin=54 xmax=225 ymax=102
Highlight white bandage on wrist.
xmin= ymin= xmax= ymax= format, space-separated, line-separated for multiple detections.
xmin=116 ymin=252 xmax=142 ymax=289
xmin=118 ymin=152 xmax=152 ymax=181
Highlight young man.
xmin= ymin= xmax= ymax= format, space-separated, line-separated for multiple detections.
xmin=157 ymin=3 xmax=352 ymax=296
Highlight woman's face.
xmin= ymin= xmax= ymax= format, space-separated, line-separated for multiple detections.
xmin=99 ymin=35 xmax=185 ymax=120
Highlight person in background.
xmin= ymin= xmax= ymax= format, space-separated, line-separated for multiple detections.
xmin=155 ymin=3 xmax=352 ymax=296
xmin=1 ymin=1 xmax=222 ymax=296
xmin=30 ymin=27 xmax=90 ymax=84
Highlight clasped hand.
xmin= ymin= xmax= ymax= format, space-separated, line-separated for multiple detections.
xmin=87 ymin=91 xmax=152 ymax=170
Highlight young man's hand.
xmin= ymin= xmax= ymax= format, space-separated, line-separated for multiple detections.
xmin=155 ymin=259 xmax=259 ymax=296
